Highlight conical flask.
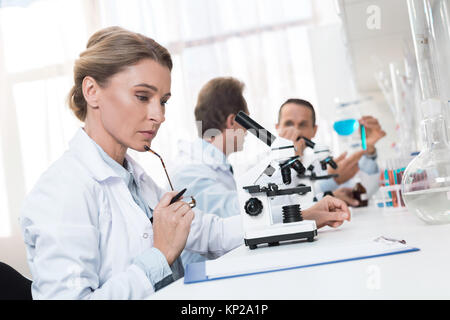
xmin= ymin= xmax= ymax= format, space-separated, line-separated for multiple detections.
xmin=401 ymin=115 xmax=450 ymax=224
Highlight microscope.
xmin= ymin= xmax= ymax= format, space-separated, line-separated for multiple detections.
xmin=234 ymin=112 xmax=317 ymax=250
xmin=297 ymin=137 xmax=338 ymax=180
xmin=278 ymin=136 xmax=338 ymax=203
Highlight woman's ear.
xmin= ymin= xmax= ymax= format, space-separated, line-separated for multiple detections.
xmin=82 ymin=76 xmax=100 ymax=109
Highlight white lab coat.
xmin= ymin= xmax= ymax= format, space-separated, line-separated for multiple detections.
xmin=20 ymin=128 xmax=243 ymax=299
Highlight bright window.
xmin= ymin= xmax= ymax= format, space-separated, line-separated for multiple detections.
xmin=0 ymin=137 xmax=10 ymax=237
xmin=0 ymin=0 xmax=317 ymax=210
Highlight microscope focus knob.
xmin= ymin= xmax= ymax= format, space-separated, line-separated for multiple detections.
xmin=244 ymin=198 xmax=263 ymax=216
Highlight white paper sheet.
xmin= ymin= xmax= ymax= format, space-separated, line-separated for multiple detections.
xmin=205 ymin=237 xmax=413 ymax=279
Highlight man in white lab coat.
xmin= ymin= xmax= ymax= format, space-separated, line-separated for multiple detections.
xmin=171 ymin=78 xmax=351 ymax=267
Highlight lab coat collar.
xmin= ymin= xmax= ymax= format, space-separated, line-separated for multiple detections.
xmin=177 ymin=138 xmax=232 ymax=172
xmin=69 ymin=128 xmax=147 ymax=183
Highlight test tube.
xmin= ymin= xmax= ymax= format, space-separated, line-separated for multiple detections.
xmin=387 ymin=160 xmax=399 ymax=207
xmin=360 ymin=124 xmax=367 ymax=150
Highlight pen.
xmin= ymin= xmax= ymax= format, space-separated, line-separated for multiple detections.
xmin=149 ymin=188 xmax=189 ymax=224
xmin=375 ymin=236 xmax=407 ymax=245
xmin=169 ymin=188 xmax=187 ymax=205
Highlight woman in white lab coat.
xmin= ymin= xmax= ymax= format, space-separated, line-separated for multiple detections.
xmin=20 ymin=26 xmax=350 ymax=299
xmin=20 ymin=26 xmax=243 ymax=299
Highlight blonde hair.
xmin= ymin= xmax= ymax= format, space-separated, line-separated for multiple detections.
xmin=68 ymin=26 xmax=172 ymax=122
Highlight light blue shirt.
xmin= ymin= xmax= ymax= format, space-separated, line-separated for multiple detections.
xmin=93 ymin=143 xmax=153 ymax=219
xmin=171 ymin=138 xmax=239 ymax=267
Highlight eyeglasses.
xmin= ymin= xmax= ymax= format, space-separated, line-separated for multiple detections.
xmin=144 ymin=145 xmax=196 ymax=208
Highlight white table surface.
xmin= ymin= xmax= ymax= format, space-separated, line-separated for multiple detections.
xmin=150 ymin=206 xmax=450 ymax=300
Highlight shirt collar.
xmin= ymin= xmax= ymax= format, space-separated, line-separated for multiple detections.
xmin=124 ymin=154 xmax=147 ymax=186
xmin=68 ymin=128 xmax=146 ymax=184
xmin=93 ymin=140 xmax=135 ymax=187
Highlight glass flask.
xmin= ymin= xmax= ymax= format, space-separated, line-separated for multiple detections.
xmin=401 ymin=115 xmax=450 ymax=224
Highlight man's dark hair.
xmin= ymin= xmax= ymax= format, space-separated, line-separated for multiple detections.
xmin=195 ymin=77 xmax=248 ymax=137
xmin=278 ymin=98 xmax=316 ymax=127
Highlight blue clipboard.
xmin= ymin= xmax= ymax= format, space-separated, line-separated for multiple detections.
xmin=184 ymin=245 xmax=420 ymax=284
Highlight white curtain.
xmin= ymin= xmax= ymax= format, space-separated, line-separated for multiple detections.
xmin=0 ymin=0 xmax=318 ymax=243
xmin=96 ymin=0 xmax=318 ymax=185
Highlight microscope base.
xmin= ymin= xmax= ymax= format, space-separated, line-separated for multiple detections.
xmin=244 ymin=229 xmax=318 ymax=250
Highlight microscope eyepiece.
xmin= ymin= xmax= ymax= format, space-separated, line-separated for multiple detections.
xmin=235 ymin=111 xmax=276 ymax=146
xmin=296 ymin=136 xmax=315 ymax=149
xmin=320 ymin=156 xmax=338 ymax=170
xmin=329 ymin=158 xmax=338 ymax=169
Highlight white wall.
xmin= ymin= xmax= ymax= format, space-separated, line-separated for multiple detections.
xmin=308 ymin=22 xmax=399 ymax=163
xmin=0 ymin=28 xmax=30 ymax=277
